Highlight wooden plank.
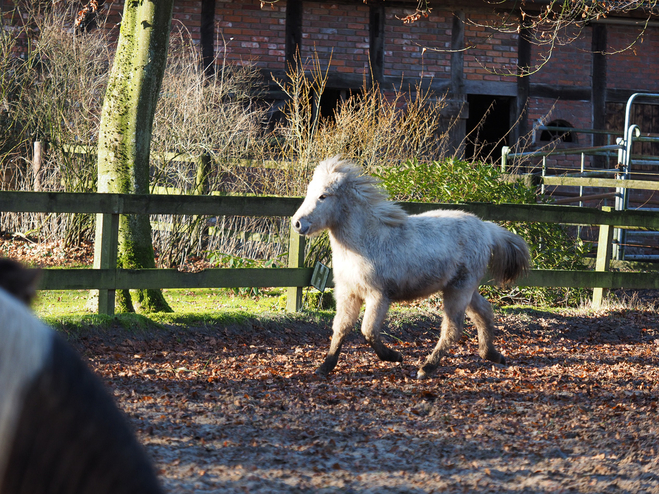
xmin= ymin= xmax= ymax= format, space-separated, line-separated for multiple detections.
xmin=39 ymin=268 xmax=316 ymax=290
xmin=286 ymin=232 xmax=306 ymax=312
xmin=0 ymin=191 xmax=121 ymax=214
xmin=93 ymin=212 xmax=119 ymax=315
xmin=37 ymin=267 xmax=659 ymax=291
xmin=511 ymin=270 xmax=659 ymax=289
xmin=2 ymin=191 xmax=658 ymax=229
xmin=400 ymin=202 xmax=659 ymax=230
xmin=0 ymin=192 xmax=303 ymax=217
xmin=542 ymin=176 xmax=659 ymax=191
xmin=121 ymin=194 xmax=304 ymax=217
xmin=592 ymin=207 xmax=614 ymax=308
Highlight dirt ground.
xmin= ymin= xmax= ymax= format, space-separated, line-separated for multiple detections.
xmin=64 ymin=303 xmax=659 ymax=494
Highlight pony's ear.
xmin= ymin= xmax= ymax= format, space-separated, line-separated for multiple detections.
xmin=0 ymin=259 xmax=41 ymax=306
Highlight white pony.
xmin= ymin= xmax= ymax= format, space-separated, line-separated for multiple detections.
xmin=292 ymin=157 xmax=530 ymax=379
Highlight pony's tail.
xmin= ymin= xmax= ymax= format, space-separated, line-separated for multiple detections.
xmin=487 ymin=224 xmax=531 ymax=287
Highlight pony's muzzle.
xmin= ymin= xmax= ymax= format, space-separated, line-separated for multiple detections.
xmin=292 ymin=217 xmax=311 ymax=235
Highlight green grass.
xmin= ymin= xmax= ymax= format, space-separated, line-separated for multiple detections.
xmin=33 ymin=286 xmax=434 ymax=335
xmin=34 ymin=287 xmax=653 ymax=336
xmin=34 ymin=287 xmax=287 ymax=318
xmin=33 ymin=287 xmax=339 ymax=333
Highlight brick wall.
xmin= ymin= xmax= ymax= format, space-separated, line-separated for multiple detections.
xmin=173 ymin=2 xmax=202 ymax=44
xmin=301 ymin=2 xmax=370 ymax=75
xmin=384 ymin=7 xmax=452 ymax=80
xmin=215 ymin=1 xmax=286 ymax=69
xmin=94 ymin=3 xmax=202 ymax=48
xmin=463 ymin=11 xmax=517 ymax=83
xmin=531 ymin=26 xmax=592 ymax=87
xmin=527 ymin=98 xmax=595 ymax=171
xmin=527 ymin=27 xmax=593 ymax=153
xmin=528 ymin=98 xmax=593 ymax=139
xmin=5 ymin=0 xmax=659 ymax=158
xmin=608 ymin=24 xmax=659 ymax=91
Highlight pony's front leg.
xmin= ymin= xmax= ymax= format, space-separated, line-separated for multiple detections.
xmin=317 ymin=292 xmax=362 ymax=376
xmin=361 ymin=295 xmax=403 ymax=363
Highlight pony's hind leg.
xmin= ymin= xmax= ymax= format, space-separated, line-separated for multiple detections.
xmin=317 ymin=292 xmax=362 ymax=376
xmin=417 ymin=287 xmax=470 ymax=380
xmin=466 ymin=291 xmax=506 ymax=365
xmin=361 ymin=295 xmax=403 ymax=364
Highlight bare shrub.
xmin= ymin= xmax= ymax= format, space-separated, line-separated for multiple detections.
xmin=272 ymin=54 xmax=452 ymax=187
xmin=149 ymin=29 xmax=283 ymax=267
xmin=1 ymin=4 xmax=111 ymax=244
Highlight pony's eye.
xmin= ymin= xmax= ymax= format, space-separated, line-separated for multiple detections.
xmin=319 ymin=194 xmax=327 ymax=200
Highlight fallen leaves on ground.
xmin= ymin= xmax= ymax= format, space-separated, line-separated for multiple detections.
xmin=70 ymin=308 xmax=659 ymax=493
xmin=7 ymin=239 xmax=658 ymax=492
xmin=0 ymin=235 xmax=94 ymax=268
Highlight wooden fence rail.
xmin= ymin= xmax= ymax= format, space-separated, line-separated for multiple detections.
xmin=1 ymin=191 xmax=658 ymax=314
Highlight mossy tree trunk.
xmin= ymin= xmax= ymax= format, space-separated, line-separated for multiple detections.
xmin=96 ymin=0 xmax=174 ymax=313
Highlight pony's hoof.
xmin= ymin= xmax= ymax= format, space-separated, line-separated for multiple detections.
xmin=417 ymin=363 xmax=436 ymax=380
xmin=483 ymin=350 xmax=506 ymax=365
xmin=316 ymin=363 xmax=334 ymax=377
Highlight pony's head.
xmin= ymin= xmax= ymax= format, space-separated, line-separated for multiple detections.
xmin=291 ymin=156 xmax=406 ymax=236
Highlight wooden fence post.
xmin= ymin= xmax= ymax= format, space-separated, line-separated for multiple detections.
xmin=592 ymin=206 xmax=614 ymax=308
xmin=33 ymin=141 xmax=44 ymax=192
xmin=286 ymin=230 xmax=306 ymax=312
xmin=194 ymin=153 xmax=212 ymax=195
xmin=93 ymin=212 xmax=119 ymax=315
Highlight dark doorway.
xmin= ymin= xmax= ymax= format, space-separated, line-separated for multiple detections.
xmin=318 ymin=88 xmax=362 ymax=121
xmin=465 ymin=95 xmax=512 ymax=162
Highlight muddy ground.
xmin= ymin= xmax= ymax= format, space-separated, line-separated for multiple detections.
xmin=62 ymin=304 xmax=659 ymax=494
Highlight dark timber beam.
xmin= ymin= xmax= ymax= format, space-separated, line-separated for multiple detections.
xmin=591 ymin=23 xmax=608 ymax=167
xmin=285 ymin=0 xmax=303 ymax=66
xmin=450 ymin=11 xmax=465 ymax=97
xmin=516 ymin=19 xmax=532 ymax=142
xmin=201 ymin=0 xmax=216 ymax=77
xmin=529 ymin=84 xmax=592 ymax=100
xmin=450 ymin=10 xmax=466 ymax=156
xmin=369 ymin=2 xmax=385 ymax=86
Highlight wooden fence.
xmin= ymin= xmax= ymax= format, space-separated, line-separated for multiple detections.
xmin=1 ymin=190 xmax=658 ymax=315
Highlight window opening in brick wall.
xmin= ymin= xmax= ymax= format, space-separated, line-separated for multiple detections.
xmin=465 ymin=95 xmax=512 ymax=162
xmin=318 ymin=88 xmax=362 ymax=121
xmin=540 ymin=119 xmax=574 ymax=143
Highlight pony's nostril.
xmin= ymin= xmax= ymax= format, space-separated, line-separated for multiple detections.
xmin=294 ymin=220 xmax=301 ymax=230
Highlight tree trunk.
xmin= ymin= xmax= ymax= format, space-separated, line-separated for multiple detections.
xmin=96 ymin=0 xmax=174 ymax=313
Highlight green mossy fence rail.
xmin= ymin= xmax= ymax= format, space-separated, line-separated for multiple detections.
xmin=1 ymin=191 xmax=658 ymax=314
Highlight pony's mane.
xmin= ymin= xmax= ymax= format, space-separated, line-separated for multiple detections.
xmin=316 ymin=156 xmax=407 ymax=227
